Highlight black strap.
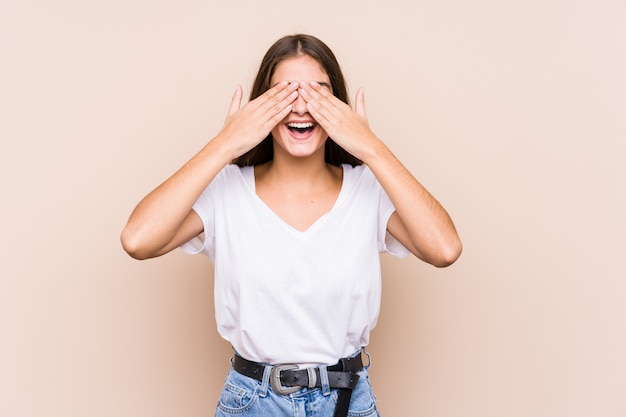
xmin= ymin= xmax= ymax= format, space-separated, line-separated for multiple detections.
xmin=333 ymin=356 xmax=359 ymax=417
xmin=334 ymin=389 xmax=352 ymax=417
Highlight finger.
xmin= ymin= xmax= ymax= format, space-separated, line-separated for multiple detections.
xmin=299 ymin=85 xmax=328 ymax=121
xmin=227 ymin=85 xmax=243 ymax=116
xmin=271 ymin=81 xmax=299 ymax=103
xmin=301 ymin=81 xmax=346 ymax=127
xmin=236 ymin=81 xmax=296 ymax=135
xmin=247 ymin=81 xmax=288 ymax=114
xmin=308 ymin=80 xmax=332 ymax=94
xmin=260 ymin=82 xmax=298 ymax=121
xmin=302 ymin=80 xmax=334 ymax=103
xmin=264 ymin=90 xmax=298 ymax=126
xmin=300 ymin=82 xmax=332 ymax=113
xmin=264 ymin=101 xmax=294 ymax=130
xmin=354 ymin=87 xmax=366 ymax=117
xmin=262 ymin=80 xmax=297 ymax=102
xmin=256 ymin=81 xmax=298 ymax=114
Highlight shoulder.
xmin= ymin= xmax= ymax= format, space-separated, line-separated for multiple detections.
xmin=341 ymin=163 xmax=367 ymax=179
xmin=197 ymin=165 xmax=251 ymax=202
xmin=221 ymin=163 xmax=249 ymax=178
xmin=212 ymin=164 xmax=251 ymax=186
xmin=342 ymin=164 xmax=378 ymax=188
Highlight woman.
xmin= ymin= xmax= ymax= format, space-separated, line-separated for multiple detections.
xmin=121 ymin=34 xmax=461 ymax=417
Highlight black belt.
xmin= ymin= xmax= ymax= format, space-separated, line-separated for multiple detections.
xmin=233 ymin=352 xmax=363 ymax=417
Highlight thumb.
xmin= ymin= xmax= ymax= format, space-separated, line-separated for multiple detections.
xmin=227 ymin=85 xmax=243 ymax=116
xmin=354 ymin=87 xmax=367 ymax=117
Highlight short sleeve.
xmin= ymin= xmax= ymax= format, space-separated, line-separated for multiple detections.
xmin=377 ymin=185 xmax=410 ymax=258
xmin=180 ymin=174 xmax=219 ymax=261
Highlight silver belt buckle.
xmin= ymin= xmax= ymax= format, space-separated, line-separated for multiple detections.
xmin=270 ymin=364 xmax=300 ymax=395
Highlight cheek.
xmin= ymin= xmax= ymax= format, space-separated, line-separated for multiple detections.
xmin=270 ymin=124 xmax=286 ymax=141
xmin=317 ymin=126 xmax=329 ymax=139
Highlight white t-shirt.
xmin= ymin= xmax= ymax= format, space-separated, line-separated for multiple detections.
xmin=182 ymin=164 xmax=408 ymax=366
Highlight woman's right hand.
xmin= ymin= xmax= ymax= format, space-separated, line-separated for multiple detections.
xmin=216 ymin=81 xmax=299 ymax=158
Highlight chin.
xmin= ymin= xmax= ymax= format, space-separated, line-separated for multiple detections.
xmin=280 ymin=143 xmax=326 ymax=159
xmin=272 ymin=127 xmax=328 ymax=159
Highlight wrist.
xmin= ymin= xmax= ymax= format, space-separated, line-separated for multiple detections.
xmin=356 ymin=135 xmax=390 ymax=165
xmin=203 ymin=133 xmax=243 ymax=164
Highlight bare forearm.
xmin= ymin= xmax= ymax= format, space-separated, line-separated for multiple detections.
xmin=363 ymin=140 xmax=462 ymax=267
xmin=121 ymin=82 xmax=299 ymax=260
xmin=120 ymin=136 xmax=234 ymax=259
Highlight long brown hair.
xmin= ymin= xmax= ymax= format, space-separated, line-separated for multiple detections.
xmin=233 ymin=34 xmax=362 ymax=167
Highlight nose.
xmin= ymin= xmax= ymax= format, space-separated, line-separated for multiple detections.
xmin=292 ymin=90 xmax=307 ymax=115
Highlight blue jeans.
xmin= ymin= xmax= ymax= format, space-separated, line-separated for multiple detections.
xmin=214 ymin=352 xmax=380 ymax=417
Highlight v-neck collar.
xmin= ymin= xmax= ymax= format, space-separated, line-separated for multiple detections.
xmin=243 ymin=165 xmax=348 ymax=237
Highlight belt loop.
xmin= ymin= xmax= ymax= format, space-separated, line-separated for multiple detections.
xmin=362 ymin=347 xmax=372 ymax=370
xmin=259 ymin=364 xmax=271 ymax=397
xmin=319 ymin=365 xmax=331 ymax=396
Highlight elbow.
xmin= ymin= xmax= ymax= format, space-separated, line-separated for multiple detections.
xmin=430 ymin=239 xmax=463 ymax=268
xmin=120 ymin=227 xmax=153 ymax=260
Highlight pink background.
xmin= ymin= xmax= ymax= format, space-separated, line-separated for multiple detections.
xmin=1 ymin=1 xmax=625 ymax=416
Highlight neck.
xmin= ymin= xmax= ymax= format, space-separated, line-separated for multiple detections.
xmin=268 ymin=149 xmax=333 ymax=184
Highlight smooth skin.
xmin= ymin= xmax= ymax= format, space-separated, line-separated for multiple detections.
xmin=121 ymin=54 xmax=462 ymax=267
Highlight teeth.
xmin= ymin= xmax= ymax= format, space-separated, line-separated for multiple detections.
xmin=287 ymin=122 xmax=314 ymax=129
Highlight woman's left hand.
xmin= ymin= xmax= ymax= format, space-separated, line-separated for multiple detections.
xmin=301 ymin=81 xmax=462 ymax=267
xmin=299 ymin=81 xmax=381 ymax=161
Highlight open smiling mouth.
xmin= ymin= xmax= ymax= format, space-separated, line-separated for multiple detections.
xmin=287 ymin=122 xmax=316 ymax=135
